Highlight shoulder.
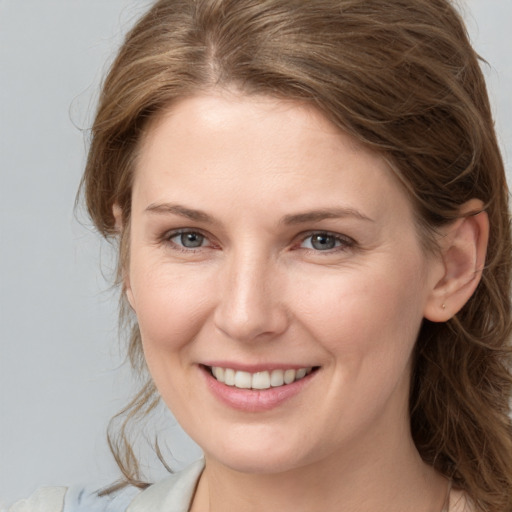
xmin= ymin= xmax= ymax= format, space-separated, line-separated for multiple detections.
xmin=7 ymin=484 xmax=139 ymax=512
xmin=6 ymin=483 xmax=141 ymax=512
xmin=7 ymin=487 xmax=66 ymax=512
xmin=6 ymin=459 xmax=204 ymax=512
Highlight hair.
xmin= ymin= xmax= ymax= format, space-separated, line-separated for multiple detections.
xmin=81 ymin=0 xmax=512 ymax=509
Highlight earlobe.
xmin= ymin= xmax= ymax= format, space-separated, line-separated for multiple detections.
xmin=424 ymin=200 xmax=489 ymax=323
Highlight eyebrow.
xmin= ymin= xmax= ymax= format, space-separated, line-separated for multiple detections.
xmin=145 ymin=203 xmax=215 ymax=223
xmin=281 ymin=208 xmax=374 ymax=225
xmin=145 ymin=202 xmax=374 ymax=225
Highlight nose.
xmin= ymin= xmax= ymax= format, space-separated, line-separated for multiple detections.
xmin=213 ymin=251 xmax=289 ymax=342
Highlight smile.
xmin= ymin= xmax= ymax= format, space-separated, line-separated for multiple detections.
xmin=209 ymin=366 xmax=314 ymax=390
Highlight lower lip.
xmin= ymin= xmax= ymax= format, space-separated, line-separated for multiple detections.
xmin=201 ymin=367 xmax=317 ymax=412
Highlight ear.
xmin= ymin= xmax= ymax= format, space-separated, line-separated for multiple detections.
xmin=112 ymin=202 xmax=123 ymax=233
xmin=112 ymin=203 xmax=136 ymax=311
xmin=423 ymin=199 xmax=489 ymax=322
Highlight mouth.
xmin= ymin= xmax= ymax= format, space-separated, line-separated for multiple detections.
xmin=205 ymin=365 xmax=318 ymax=390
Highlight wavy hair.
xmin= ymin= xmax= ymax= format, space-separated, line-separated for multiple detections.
xmin=81 ymin=1 xmax=512 ymax=509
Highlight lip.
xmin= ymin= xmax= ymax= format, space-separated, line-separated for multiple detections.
xmin=200 ymin=364 xmax=318 ymax=412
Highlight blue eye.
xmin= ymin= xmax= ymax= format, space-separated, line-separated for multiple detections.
xmin=169 ymin=231 xmax=206 ymax=248
xmin=301 ymin=232 xmax=350 ymax=251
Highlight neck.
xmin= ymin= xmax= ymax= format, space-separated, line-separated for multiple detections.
xmin=191 ymin=425 xmax=447 ymax=512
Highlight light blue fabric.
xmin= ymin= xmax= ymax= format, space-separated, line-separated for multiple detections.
xmin=63 ymin=485 xmax=141 ymax=512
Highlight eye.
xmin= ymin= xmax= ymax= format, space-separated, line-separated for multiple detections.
xmin=300 ymin=232 xmax=353 ymax=251
xmin=168 ymin=230 xmax=208 ymax=249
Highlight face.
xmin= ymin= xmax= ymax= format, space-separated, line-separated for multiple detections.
xmin=125 ymin=92 xmax=443 ymax=475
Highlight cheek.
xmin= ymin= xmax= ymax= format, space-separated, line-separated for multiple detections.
xmin=295 ymin=267 xmax=427 ymax=432
xmin=295 ymin=262 xmax=427 ymax=364
xmin=128 ymin=258 xmax=214 ymax=356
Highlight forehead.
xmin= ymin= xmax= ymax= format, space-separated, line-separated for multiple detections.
xmin=137 ymin=90 xmax=366 ymax=169
xmin=132 ymin=91 xmax=415 ymax=228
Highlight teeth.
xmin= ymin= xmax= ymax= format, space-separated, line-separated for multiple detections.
xmin=224 ymin=368 xmax=235 ymax=386
xmin=210 ymin=366 xmax=313 ymax=390
xmin=284 ymin=369 xmax=296 ymax=384
xmin=270 ymin=369 xmax=284 ymax=387
xmin=296 ymin=368 xmax=307 ymax=379
xmin=234 ymin=371 xmax=252 ymax=389
xmin=252 ymin=371 xmax=270 ymax=390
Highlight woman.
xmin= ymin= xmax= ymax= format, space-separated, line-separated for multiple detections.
xmin=10 ymin=0 xmax=511 ymax=511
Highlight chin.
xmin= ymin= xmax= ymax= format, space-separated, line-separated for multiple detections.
xmin=211 ymin=450 xmax=305 ymax=475
xmin=200 ymin=430 xmax=317 ymax=475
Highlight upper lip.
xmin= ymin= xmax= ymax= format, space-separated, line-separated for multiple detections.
xmin=201 ymin=362 xmax=318 ymax=373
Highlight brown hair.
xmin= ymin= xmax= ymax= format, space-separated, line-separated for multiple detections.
xmin=81 ymin=0 xmax=512 ymax=509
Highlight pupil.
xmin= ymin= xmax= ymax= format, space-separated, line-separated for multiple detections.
xmin=181 ymin=232 xmax=203 ymax=248
xmin=312 ymin=234 xmax=335 ymax=250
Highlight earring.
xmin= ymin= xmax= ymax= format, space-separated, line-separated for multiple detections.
xmin=441 ymin=303 xmax=446 ymax=310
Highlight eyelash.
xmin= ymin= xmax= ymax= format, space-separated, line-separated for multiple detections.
xmin=161 ymin=229 xmax=356 ymax=254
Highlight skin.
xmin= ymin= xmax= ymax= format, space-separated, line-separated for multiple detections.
xmin=122 ymin=91 xmax=486 ymax=511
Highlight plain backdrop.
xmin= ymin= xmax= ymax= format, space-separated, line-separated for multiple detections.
xmin=0 ymin=0 xmax=511 ymax=506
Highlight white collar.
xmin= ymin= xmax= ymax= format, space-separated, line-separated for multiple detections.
xmin=127 ymin=458 xmax=205 ymax=512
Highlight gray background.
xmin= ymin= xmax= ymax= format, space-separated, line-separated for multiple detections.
xmin=0 ymin=0 xmax=510 ymax=506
